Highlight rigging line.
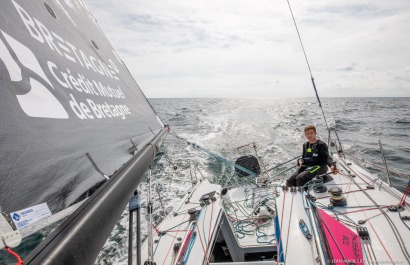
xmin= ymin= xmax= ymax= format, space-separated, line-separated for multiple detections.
xmin=206 ymin=201 xmax=215 ymax=253
xmin=285 ymin=0 xmax=331 ymax=132
xmin=302 ymin=191 xmax=313 ymax=232
xmin=278 ymin=188 xmax=287 ymax=260
xmin=202 ymin=203 xmax=209 ymax=247
xmin=349 ymin=185 xmax=396 ymax=264
xmin=155 ymin=184 xmax=167 ymax=218
xmin=309 ymin=239 xmax=316 ymax=265
xmin=308 ymin=199 xmax=329 ymax=265
xmin=195 ymin=217 xmax=211 ymax=265
xmin=346 ymin=152 xmax=409 ymax=179
xmin=346 ymin=154 xmax=388 ymax=174
xmin=263 ymin=155 xmax=301 ymax=174
xmin=332 ymin=128 xmax=345 ymax=154
xmin=269 ymin=165 xmax=298 ymax=181
xmin=161 ymin=214 xmax=189 ymax=265
xmin=318 ymin=207 xmax=359 ymax=228
xmin=359 ymin=209 xmax=389 ymax=224
xmin=361 ymin=240 xmax=371 ymax=265
xmin=316 ymin=188 xmax=353 ymax=200
xmin=160 ymin=220 xmax=190 ymax=233
xmin=398 ymin=211 xmax=410 ymax=232
xmin=153 ymin=235 xmax=162 ymax=255
xmin=348 ymin=170 xmax=410 ymax=261
xmin=284 ymin=193 xmax=295 ymax=263
xmin=346 ymin=173 xmax=353 ymax=199
xmin=335 ymin=205 xmax=388 ymax=214
xmin=336 ymin=129 xmax=410 ymax=152
xmin=285 ymin=0 xmax=313 ymax=78
xmin=316 ymin=210 xmax=350 ymax=265
xmin=301 ymin=192 xmax=321 ymax=263
xmin=5 ymin=247 xmax=23 ymax=265
xmin=364 ymin=243 xmax=377 ymax=265
xmin=368 ymin=243 xmax=380 ymax=265
xmin=338 ymin=160 xmax=370 ymax=185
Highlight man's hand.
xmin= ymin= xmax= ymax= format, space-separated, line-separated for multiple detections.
xmin=330 ymin=165 xmax=339 ymax=174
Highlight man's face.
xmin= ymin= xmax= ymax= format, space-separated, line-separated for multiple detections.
xmin=304 ymin=129 xmax=317 ymax=143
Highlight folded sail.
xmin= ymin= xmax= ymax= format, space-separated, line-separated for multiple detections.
xmin=317 ymin=209 xmax=364 ymax=265
xmin=0 ymin=0 xmax=162 ymax=234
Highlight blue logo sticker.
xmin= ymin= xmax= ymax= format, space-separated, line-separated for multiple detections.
xmin=13 ymin=213 xmax=20 ymax=221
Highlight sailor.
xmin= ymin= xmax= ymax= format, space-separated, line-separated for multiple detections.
xmin=287 ymin=125 xmax=338 ymax=187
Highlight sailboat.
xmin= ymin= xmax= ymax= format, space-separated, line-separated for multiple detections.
xmin=1 ymin=1 xmax=409 ymax=265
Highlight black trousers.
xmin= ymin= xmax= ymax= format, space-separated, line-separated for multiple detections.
xmin=286 ymin=165 xmax=327 ymax=187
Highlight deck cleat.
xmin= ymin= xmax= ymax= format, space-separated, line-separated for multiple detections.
xmin=188 ymin=208 xmax=198 ymax=221
xmin=173 ymin=242 xmax=181 ymax=253
xmin=388 ymin=205 xmax=405 ymax=212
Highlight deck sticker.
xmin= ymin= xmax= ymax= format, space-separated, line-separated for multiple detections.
xmin=10 ymin=203 xmax=52 ymax=229
xmin=318 ymin=209 xmax=364 ymax=265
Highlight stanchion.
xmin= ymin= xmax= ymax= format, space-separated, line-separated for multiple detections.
xmin=128 ymin=190 xmax=141 ymax=265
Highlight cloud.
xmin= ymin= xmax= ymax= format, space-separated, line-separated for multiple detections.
xmin=308 ymin=4 xmax=394 ymax=17
xmin=84 ymin=0 xmax=410 ymax=97
xmin=336 ymin=64 xmax=357 ymax=71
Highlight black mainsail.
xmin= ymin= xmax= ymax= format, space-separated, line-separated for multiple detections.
xmin=0 ymin=0 xmax=167 ymax=263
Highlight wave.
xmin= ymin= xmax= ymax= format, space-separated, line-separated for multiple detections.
xmin=394 ymin=119 xmax=410 ymax=124
xmin=169 ymin=113 xmax=187 ymax=121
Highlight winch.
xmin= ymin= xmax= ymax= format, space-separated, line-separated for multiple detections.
xmin=328 ymin=187 xmax=347 ymax=206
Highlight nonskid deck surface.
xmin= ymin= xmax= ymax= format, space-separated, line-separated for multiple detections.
xmin=140 ymin=180 xmax=223 ymax=265
xmin=140 ymin=180 xmax=281 ymax=264
xmin=276 ymin=155 xmax=410 ymax=265
xmin=140 ymin=155 xmax=410 ymax=265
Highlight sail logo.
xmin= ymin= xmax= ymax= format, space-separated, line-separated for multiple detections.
xmin=10 ymin=203 xmax=52 ymax=230
xmin=12 ymin=213 xmax=20 ymax=221
xmin=0 ymin=30 xmax=69 ymax=119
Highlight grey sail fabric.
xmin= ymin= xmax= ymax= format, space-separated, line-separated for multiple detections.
xmin=0 ymin=0 xmax=163 ymax=229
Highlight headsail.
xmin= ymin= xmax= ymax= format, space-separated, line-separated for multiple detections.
xmin=0 ymin=0 xmax=163 ymax=245
xmin=317 ymin=209 xmax=364 ymax=265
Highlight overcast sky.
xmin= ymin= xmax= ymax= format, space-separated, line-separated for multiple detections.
xmin=84 ymin=0 xmax=410 ymax=98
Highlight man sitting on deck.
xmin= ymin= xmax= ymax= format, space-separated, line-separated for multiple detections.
xmin=287 ymin=125 xmax=338 ymax=188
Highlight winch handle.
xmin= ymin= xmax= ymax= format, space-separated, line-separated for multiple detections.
xmin=315 ymin=173 xmax=331 ymax=179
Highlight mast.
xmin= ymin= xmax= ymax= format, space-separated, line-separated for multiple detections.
xmin=24 ymin=126 xmax=169 ymax=265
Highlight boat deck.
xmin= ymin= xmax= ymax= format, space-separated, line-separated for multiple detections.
xmin=140 ymin=154 xmax=410 ymax=265
xmin=276 ymin=155 xmax=410 ymax=265
xmin=140 ymin=180 xmax=223 ymax=265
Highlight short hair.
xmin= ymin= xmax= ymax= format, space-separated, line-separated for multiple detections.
xmin=304 ymin=125 xmax=316 ymax=133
